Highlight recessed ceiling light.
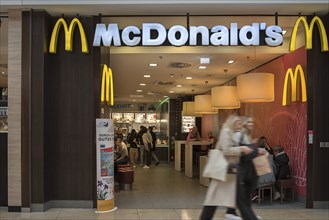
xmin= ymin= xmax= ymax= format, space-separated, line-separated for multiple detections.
xmin=282 ymin=30 xmax=287 ymax=35
xmin=186 ymin=76 xmax=192 ymax=80
xmin=139 ymin=83 xmax=146 ymax=86
xmin=136 ymin=89 xmax=142 ymax=92
xmin=200 ymin=57 xmax=210 ymax=64
xmin=130 ymin=94 xmax=144 ymax=98
xmin=176 ymin=84 xmax=182 ymax=87
xmin=149 ymin=63 xmax=157 ymax=67
xmin=170 ymin=74 xmax=174 ymax=77
xmin=163 ymin=95 xmax=168 ymax=98
xmin=144 ymin=74 xmax=151 ymax=78
xmin=169 ymin=91 xmax=174 ymax=93
xmin=228 ymin=60 xmax=235 ymax=64
xmin=133 ymin=100 xmax=136 ymax=102
xmin=198 ymin=66 xmax=207 ymax=69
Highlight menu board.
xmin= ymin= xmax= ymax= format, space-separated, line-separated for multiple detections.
xmin=134 ymin=113 xmax=146 ymax=123
xmin=146 ymin=113 xmax=157 ymax=123
xmin=111 ymin=113 xmax=123 ymax=122
xmin=123 ymin=113 xmax=134 ymax=122
xmin=182 ymin=116 xmax=195 ymax=133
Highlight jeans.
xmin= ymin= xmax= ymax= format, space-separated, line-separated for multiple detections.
xmin=139 ymin=145 xmax=144 ymax=164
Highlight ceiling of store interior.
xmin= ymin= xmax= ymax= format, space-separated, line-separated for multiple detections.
xmin=0 ymin=1 xmax=328 ymax=103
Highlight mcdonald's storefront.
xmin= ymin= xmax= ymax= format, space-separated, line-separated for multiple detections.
xmin=0 ymin=7 xmax=328 ymax=212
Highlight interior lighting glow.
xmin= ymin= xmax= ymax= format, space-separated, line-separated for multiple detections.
xmin=144 ymin=74 xmax=151 ymax=78
xmin=237 ymin=72 xmax=274 ymax=102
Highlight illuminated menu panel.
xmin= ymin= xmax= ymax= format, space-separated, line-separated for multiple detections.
xmin=146 ymin=113 xmax=157 ymax=123
xmin=111 ymin=113 xmax=123 ymax=122
xmin=182 ymin=116 xmax=195 ymax=133
xmin=134 ymin=113 xmax=146 ymax=123
xmin=123 ymin=113 xmax=134 ymax=122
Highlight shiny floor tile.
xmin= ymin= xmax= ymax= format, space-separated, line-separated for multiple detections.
xmin=1 ymin=164 xmax=328 ymax=219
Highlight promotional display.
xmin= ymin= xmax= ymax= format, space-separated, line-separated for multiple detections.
xmin=96 ymin=118 xmax=117 ymax=213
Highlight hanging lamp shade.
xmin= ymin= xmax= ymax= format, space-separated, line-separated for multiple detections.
xmin=182 ymin=101 xmax=196 ymax=116
xmin=211 ymin=86 xmax=240 ymax=109
xmin=237 ymin=73 xmax=274 ymax=102
xmin=195 ymin=95 xmax=217 ymax=114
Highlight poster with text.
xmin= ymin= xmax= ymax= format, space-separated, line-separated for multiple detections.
xmin=96 ymin=118 xmax=116 ymax=212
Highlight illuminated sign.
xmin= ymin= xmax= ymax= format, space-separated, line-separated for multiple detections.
xmin=49 ymin=18 xmax=88 ymax=53
xmin=93 ymin=22 xmax=283 ymax=47
xmin=101 ymin=64 xmax=114 ymax=106
xmin=282 ymin=64 xmax=307 ymax=106
xmin=289 ymin=16 xmax=328 ymax=52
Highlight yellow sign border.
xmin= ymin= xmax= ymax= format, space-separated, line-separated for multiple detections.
xmin=282 ymin=64 xmax=307 ymax=106
xmin=49 ymin=18 xmax=89 ymax=53
xmin=290 ymin=16 xmax=328 ymax=52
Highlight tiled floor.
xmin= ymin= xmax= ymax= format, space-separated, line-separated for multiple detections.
xmin=1 ymin=163 xmax=328 ymax=219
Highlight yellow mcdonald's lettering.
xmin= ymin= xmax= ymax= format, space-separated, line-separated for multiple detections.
xmin=49 ymin=18 xmax=88 ymax=53
xmin=289 ymin=16 xmax=328 ymax=52
xmin=282 ymin=64 xmax=307 ymax=106
xmin=101 ymin=64 xmax=114 ymax=106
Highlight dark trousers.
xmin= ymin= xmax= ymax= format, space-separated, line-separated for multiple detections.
xmin=145 ymin=149 xmax=152 ymax=166
xmin=199 ymin=206 xmax=217 ymax=220
xmin=236 ymin=162 xmax=258 ymax=220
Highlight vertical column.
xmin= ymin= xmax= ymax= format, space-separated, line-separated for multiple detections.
xmin=8 ymin=9 xmax=22 ymax=212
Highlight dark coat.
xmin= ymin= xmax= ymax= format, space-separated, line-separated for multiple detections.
xmin=274 ymin=151 xmax=291 ymax=180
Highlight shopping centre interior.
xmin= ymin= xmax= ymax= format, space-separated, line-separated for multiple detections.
xmin=0 ymin=1 xmax=328 ymax=219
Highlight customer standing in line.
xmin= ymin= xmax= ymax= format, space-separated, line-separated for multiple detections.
xmin=137 ymin=126 xmax=145 ymax=166
xmin=200 ymin=114 xmax=260 ymax=220
xmin=128 ymin=129 xmax=139 ymax=168
xmin=149 ymin=126 xmax=160 ymax=166
xmin=142 ymin=126 xmax=153 ymax=168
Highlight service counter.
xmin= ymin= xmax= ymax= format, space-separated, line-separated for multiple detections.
xmin=174 ymin=140 xmax=212 ymax=178
xmin=185 ymin=140 xmax=212 ymax=178
xmin=127 ymin=144 xmax=169 ymax=162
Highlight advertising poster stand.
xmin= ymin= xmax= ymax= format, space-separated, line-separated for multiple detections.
xmin=95 ymin=118 xmax=117 ymax=213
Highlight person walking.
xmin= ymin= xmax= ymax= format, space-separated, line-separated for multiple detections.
xmin=200 ymin=114 xmax=260 ymax=220
xmin=149 ymin=126 xmax=160 ymax=166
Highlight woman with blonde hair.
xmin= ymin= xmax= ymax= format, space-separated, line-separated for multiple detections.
xmin=200 ymin=114 xmax=260 ymax=220
xmin=187 ymin=125 xmax=201 ymax=141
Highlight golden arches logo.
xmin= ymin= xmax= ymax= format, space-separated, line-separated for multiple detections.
xmin=289 ymin=16 xmax=328 ymax=52
xmin=49 ymin=18 xmax=88 ymax=53
xmin=101 ymin=64 xmax=114 ymax=106
xmin=282 ymin=64 xmax=307 ymax=106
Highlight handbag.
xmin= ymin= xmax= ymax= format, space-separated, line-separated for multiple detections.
xmin=202 ymin=149 xmax=228 ymax=181
xmin=252 ymin=154 xmax=272 ymax=176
